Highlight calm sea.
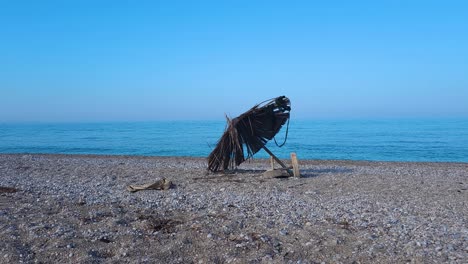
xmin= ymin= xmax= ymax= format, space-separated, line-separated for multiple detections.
xmin=1 ymin=119 xmax=467 ymax=162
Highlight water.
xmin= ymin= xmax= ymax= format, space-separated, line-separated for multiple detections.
xmin=1 ymin=119 xmax=467 ymax=162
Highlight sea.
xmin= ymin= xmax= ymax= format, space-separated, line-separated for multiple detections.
xmin=1 ymin=119 xmax=468 ymax=162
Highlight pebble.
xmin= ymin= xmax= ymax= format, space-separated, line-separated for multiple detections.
xmin=262 ymin=254 xmax=273 ymax=261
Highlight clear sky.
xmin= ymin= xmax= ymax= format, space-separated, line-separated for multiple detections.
xmin=1 ymin=1 xmax=467 ymax=122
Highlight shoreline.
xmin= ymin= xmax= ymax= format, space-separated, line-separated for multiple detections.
xmin=1 ymin=154 xmax=467 ymax=263
xmin=2 ymin=152 xmax=468 ymax=166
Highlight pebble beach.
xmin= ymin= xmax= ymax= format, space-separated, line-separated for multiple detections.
xmin=0 ymin=154 xmax=467 ymax=263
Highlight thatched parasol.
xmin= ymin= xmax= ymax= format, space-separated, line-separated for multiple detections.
xmin=208 ymin=96 xmax=291 ymax=172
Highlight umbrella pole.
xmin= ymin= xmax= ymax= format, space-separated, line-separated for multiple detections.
xmin=262 ymin=146 xmax=293 ymax=176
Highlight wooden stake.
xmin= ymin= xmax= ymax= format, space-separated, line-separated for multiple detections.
xmin=290 ymin=152 xmax=300 ymax=177
xmin=270 ymin=156 xmax=275 ymax=170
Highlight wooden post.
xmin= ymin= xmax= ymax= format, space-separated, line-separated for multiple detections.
xmin=290 ymin=152 xmax=300 ymax=177
xmin=262 ymin=146 xmax=293 ymax=176
xmin=270 ymin=156 xmax=275 ymax=170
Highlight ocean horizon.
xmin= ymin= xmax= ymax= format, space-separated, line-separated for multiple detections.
xmin=1 ymin=118 xmax=467 ymax=163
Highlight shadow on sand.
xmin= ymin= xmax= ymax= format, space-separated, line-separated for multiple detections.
xmin=300 ymin=167 xmax=354 ymax=178
xmin=201 ymin=167 xmax=354 ymax=180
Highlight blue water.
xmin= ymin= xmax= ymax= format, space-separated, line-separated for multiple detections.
xmin=1 ymin=119 xmax=468 ymax=162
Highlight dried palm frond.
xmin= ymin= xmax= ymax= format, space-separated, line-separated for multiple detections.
xmin=208 ymin=96 xmax=291 ymax=172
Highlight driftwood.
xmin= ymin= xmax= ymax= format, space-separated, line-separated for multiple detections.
xmin=127 ymin=178 xmax=172 ymax=192
xmin=208 ymin=96 xmax=291 ymax=172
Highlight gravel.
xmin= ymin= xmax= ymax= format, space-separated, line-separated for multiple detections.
xmin=0 ymin=154 xmax=467 ymax=263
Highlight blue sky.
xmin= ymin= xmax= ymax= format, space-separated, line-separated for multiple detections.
xmin=1 ymin=1 xmax=467 ymax=122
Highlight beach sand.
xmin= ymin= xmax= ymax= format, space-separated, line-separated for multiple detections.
xmin=0 ymin=154 xmax=467 ymax=263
